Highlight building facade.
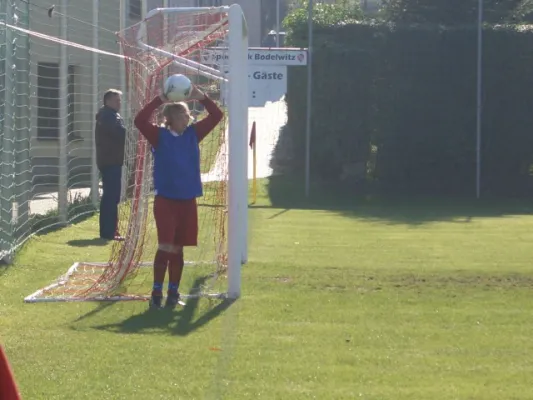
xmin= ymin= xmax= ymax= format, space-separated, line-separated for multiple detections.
xmin=28 ymin=0 xmax=270 ymax=185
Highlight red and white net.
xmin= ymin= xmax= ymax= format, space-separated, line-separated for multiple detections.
xmin=25 ymin=8 xmax=232 ymax=302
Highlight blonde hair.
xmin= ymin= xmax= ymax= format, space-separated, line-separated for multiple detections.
xmin=163 ymin=102 xmax=190 ymax=127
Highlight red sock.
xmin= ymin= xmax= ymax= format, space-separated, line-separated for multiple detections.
xmin=0 ymin=345 xmax=21 ymax=400
xmin=168 ymin=249 xmax=184 ymax=292
xmin=152 ymin=250 xmax=171 ymax=295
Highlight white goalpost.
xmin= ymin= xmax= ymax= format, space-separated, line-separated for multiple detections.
xmin=23 ymin=5 xmax=249 ymax=303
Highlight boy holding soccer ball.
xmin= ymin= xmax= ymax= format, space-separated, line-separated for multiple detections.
xmin=134 ymin=84 xmax=223 ymax=309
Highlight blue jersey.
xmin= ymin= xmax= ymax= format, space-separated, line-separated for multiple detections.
xmin=152 ymin=126 xmax=202 ymax=200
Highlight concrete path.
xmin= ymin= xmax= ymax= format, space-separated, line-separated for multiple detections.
xmin=201 ymin=98 xmax=287 ymax=182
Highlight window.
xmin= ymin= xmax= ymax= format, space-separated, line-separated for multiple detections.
xmin=198 ymin=0 xmax=221 ymax=6
xmin=37 ymin=63 xmax=75 ymax=139
xmin=129 ymin=0 xmax=142 ymax=19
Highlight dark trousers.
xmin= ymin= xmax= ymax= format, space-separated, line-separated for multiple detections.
xmin=99 ymin=165 xmax=122 ymax=239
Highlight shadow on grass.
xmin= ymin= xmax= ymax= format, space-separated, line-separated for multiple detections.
xmin=32 ymin=209 xmax=96 ymax=238
xmin=72 ymin=301 xmax=116 ymax=322
xmin=264 ymin=175 xmax=533 ymax=225
xmin=67 ymin=238 xmax=109 ymax=247
xmin=89 ymin=276 xmax=234 ymax=336
xmin=0 ymin=263 xmax=9 ymax=277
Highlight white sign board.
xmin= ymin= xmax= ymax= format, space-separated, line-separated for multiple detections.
xmin=204 ymin=48 xmax=308 ymax=107
xmin=248 ymin=66 xmax=287 ymax=107
xmin=202 ymin=48 xmax=308 ymax=67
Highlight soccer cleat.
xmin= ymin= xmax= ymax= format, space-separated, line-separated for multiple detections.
xmin=113 ymin=233 xmax=125 ymax=241
xmin=165 ymin=291 xmax=180 ymax=309
xmin=99 ymin=234 xmax=125 ymax=242
xmin=149 ymin=293 xmax=163 ymax=309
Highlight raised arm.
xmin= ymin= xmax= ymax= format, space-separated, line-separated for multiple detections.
xmin=134 ymin=96 xmax=164 ymax=147
xmin=192 ymin=95 xmax=224 ymax=143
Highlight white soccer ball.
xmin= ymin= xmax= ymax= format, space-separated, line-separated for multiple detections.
xmin=163 ymin=74 xmax=192 ymax=102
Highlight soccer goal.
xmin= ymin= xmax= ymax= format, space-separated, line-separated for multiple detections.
xmin=24 ymin=5 xmax=248 ymax=303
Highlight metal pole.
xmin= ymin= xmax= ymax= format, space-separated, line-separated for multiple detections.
xmin=119 ymin=0 xmax=127 ymax=202
xmin=476 ymin=0 xmax=483 ymax=199
xmin=15 ymin=3 xmax=31 ymax=244
xmin=304 ymin=0 xmax=313 ymax=198
xmin=58 ymin=0 xmax=68 ymax=223
xmin=227 ymin=4 xmax=248 ymax=297
xmin=276 ymin=0 xmax=280 ymax=47
xmin=1 ymin=0 xmax=15 ymax=260
xmin=91 ymin=0 xmax=99 ymax=208
xmin=163 ymin=0 xmax=169 ymax=40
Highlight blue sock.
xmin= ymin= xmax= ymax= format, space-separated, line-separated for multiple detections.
xmin=168 ymin=283 xmax=178 ymax=293
xmin=152 ymin=283 xmax=163 ymax=293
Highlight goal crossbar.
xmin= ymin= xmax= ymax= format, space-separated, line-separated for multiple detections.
xmin=146 ymin=7 xmax=230 ymax=16
xmin=135 ymin=7 xmax=229 ymax=81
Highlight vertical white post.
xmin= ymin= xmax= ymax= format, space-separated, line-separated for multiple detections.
xmin=304 ymin=0 xmax=313 ymax=198
xmin=14 ymin=2 xmax=31 ymax=245
xmin=119 ymin=0 xmax=126 ymax=107
xmin=58 ymin=0 xmax=68 ymax=223
xmin=276 ymin=0 xmax=280 ymax=47
xmin=240 ymin=8 xmax=249 ymax=267
xmin=163 ymin=0 xmax=169 ymax=35
xmin=163 ymin=0 xmax=169 ymax=78
xmin=476 ymin=0 xmax=483 ymax=199
xmin=241 ymin=20 xmax=249 ymax=265
xmin=227 ymin=4 xmax=248 ymax=299
xmin=4 ymin=1 xmax=13 ymax=181
xmin=119 ymin=0 xmax=127 ymax=202
xmin=91 ymin=0 xmax=99 ymax=208
xmin=1 ymin=0 xmax=15 ymax=260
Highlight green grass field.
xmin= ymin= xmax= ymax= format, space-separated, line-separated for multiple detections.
xmin=2 ymin=177 xmax=533 ymax=399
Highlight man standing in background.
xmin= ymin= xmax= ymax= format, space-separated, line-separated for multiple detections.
xmin=95 ymin=89 xmax=126 ymax=241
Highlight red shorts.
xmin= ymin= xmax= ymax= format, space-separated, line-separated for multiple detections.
xmin=153 ymin=196 xmax=198 ymax=246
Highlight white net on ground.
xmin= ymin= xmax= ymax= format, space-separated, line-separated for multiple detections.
xmin=24 ymin=6 xmax=238 ymax=302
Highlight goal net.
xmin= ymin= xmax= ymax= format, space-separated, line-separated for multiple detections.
xmin=24 ymin=5 xmax=248 ymax=303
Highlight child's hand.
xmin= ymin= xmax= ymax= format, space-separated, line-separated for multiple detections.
xmin=159 ymin=93 xmax=169 ymax=103
xmin=188 ymin=85 xmax=206 ymax=101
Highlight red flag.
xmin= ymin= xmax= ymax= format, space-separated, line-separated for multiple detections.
xmin=0 ymin=346 xmax=21 ymax=400
xmin=249 ymin=121 xmax=256 ymax=149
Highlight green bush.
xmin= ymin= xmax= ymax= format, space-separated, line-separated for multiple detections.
xmin=284 ymin=0 xmax=363 ymax=45
xmin=380 ymin=0 xmax=533 ymax=24
xmin=282 ymin=21 xmax=533 ymax=196
xmin=285 ymin=23 xmax=379 ymax=183
xmin=283 ymin=3 xmax=371 ymax=184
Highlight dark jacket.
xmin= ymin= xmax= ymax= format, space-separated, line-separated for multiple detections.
xmin=95 ymin=106 xmax=126 ymax=169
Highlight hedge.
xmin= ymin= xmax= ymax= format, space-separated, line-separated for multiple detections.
xmin=381 ymin=0 xmax=533 ymax=24
xmin=284 ymin=22 xmax=533 ymax=197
